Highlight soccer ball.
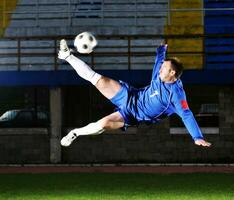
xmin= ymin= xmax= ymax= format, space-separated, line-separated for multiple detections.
xmin=74 ymin=32 xmax=98 ymax=54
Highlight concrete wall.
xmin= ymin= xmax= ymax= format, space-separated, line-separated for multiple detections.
xmin=0 ymin=85 xmax=233 ymax=164
xmin=0 ymin=129 xmax=49 ymax=164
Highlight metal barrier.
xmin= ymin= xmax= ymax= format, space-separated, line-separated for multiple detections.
xmin=0 ymin=34 xmax=233 ymax=71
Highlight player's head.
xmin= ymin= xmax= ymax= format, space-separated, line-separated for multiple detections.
xmin=166 ymin=57 xmax=183 ymax=79
xmin=159 ymin=57 xmax=183 ymax=83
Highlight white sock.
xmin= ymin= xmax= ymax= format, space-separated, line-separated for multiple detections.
xmin=72 ymin=121 xmax=105 ymax=136
xmin=66 ymin=55 xmax=101 ymax=85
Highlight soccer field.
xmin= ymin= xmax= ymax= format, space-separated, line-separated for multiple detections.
xmin=0 ymin=173 xmax=233 ymax=200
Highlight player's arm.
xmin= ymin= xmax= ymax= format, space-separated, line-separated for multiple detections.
xmin=151 ymin=44 xmax=168 ymax=80
xmin=173 ymin=90 xmax=211 ymax=147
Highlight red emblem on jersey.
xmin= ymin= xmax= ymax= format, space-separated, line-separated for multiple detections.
xmin=181 ymin=100 xmax=189 ymax=109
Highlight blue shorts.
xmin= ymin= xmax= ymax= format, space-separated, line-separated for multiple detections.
xmin=110 ymin=80 xmax=139 ymax=126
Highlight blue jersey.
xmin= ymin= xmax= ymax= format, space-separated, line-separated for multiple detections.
xmin=110 ymin=45 xmax=204 ymax=141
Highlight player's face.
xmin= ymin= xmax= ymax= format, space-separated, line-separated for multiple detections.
xmin=159 ymin=61 xmax=176 ymax=83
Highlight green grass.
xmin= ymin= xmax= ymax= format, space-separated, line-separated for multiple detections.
xmin=0 ymin=173 xmax=234 ymax=200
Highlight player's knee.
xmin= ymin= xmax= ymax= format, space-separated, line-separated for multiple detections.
xmin=98 ymin=117 xmax=112 ymax=129
xmin=95 ymin=76 xmax=108 ymax=87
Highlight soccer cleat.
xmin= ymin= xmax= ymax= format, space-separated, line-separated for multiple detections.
xmin=60 ymin=130 xmax=78 ymax=147
xmin=58 ymin=39 xmax=71 ymax=60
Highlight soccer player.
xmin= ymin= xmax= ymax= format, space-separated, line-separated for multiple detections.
xmin=58 ymin=40 xmax=211 ymax=147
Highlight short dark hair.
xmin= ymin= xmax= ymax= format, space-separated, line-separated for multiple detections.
xmin=165 ymin=57 xmax=183 ymax=79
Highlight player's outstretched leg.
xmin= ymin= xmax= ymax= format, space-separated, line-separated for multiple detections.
xmin=61 ymin=121 xmax=105 ymax=147
xmin=61 ymin=112 xmax=124 ymax=147
xmin=58 ymin=39 xmax=101 ymax=85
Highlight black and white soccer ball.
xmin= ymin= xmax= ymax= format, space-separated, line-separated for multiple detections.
xmin=74 ymin=32 xmax=98 ymax=54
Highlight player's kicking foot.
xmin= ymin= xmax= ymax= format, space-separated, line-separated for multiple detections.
xmin=58 ymin=39 xmax=71 ymax=60
xmin=61 ymin=130 xmax=78 ymax=147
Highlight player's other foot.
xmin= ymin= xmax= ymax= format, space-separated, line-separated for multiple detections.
xmin=58 ymin=39 xmax=71 ymax=60
xmin=61 ymin=130 xmax=78 ymax=147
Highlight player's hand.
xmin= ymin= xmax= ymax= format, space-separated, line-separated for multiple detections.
xmin=157 ymin=44 xmax=167 ymax=53
xmin=194 ymin=139 xmax=211 ymax=147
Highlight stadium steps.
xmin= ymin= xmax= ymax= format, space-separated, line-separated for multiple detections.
xmin=2 ymin=0 xmax=167 ymax=71
xmin=6 ymin=0 xmax=168 ymax=35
